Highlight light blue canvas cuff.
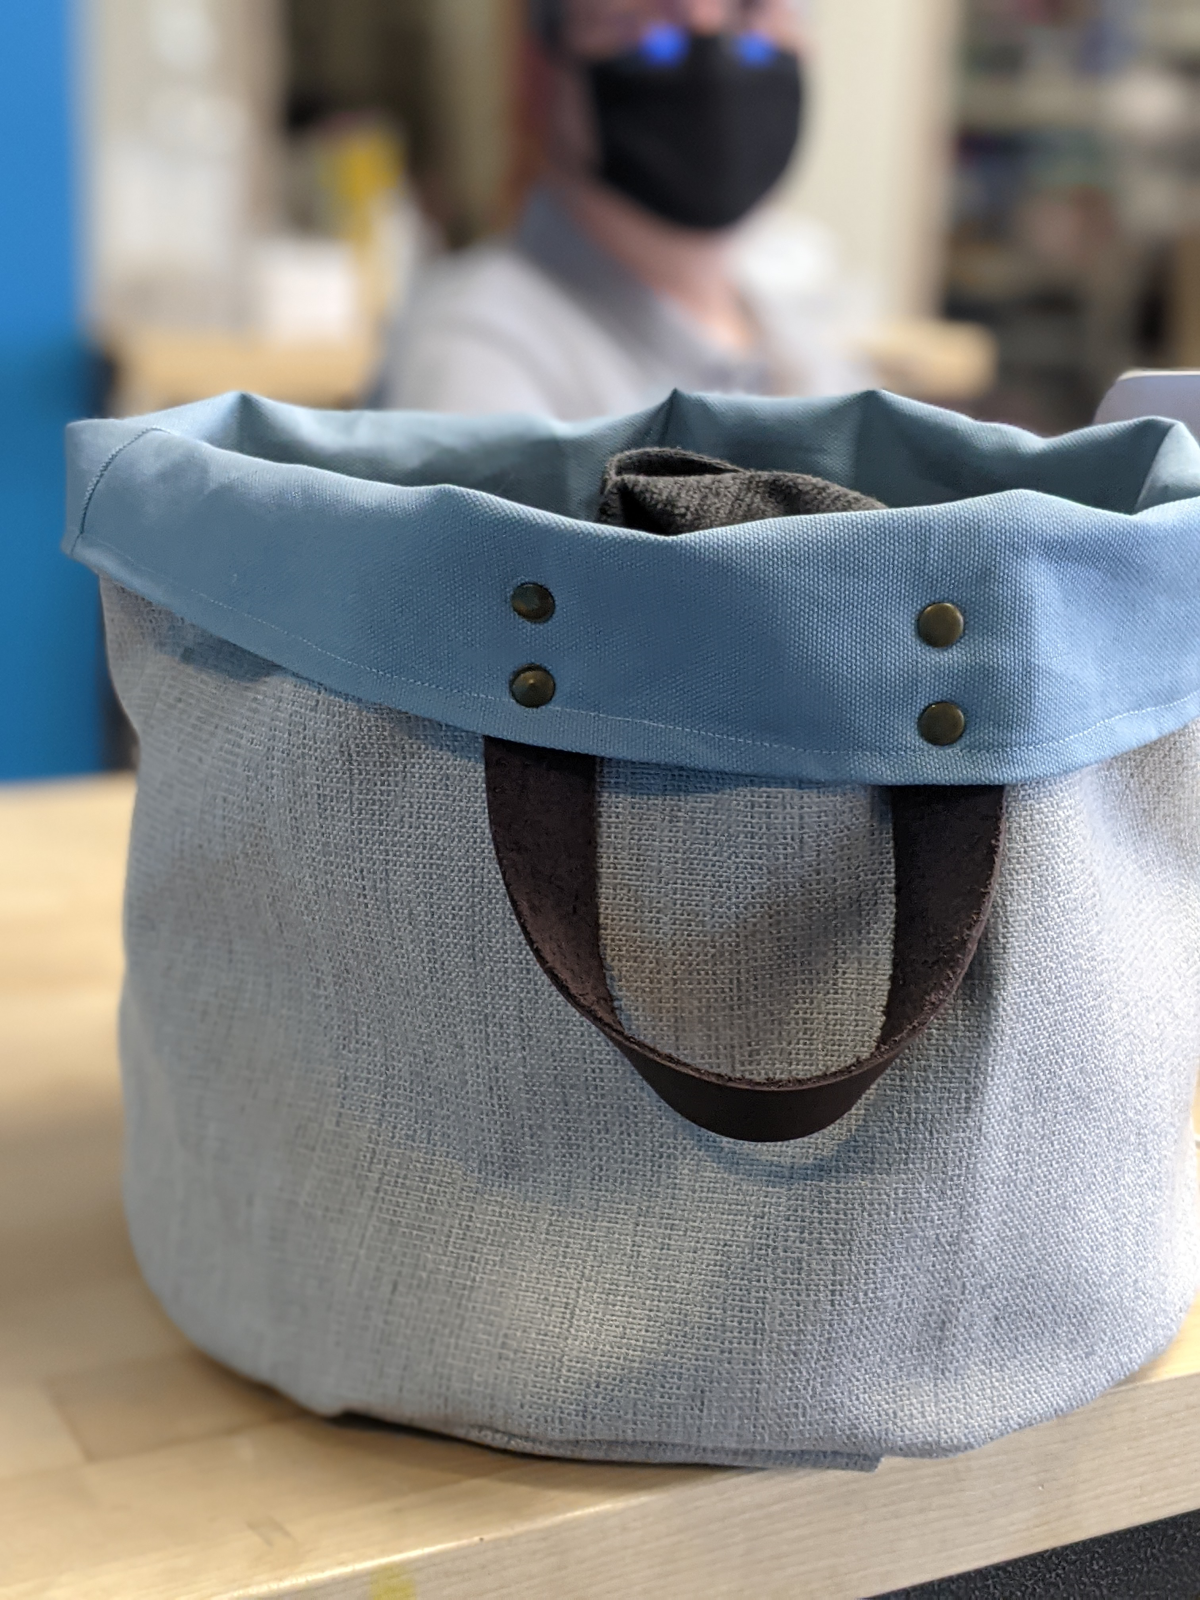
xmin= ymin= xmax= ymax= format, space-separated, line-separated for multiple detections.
xmin=65 ymin=387 xmax=1200 ymax=785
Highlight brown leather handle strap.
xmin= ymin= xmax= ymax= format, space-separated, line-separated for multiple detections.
xmin=483 ymin=737 xmax=1006 ymax=1142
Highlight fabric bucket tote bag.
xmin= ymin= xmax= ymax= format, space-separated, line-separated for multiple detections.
xmin=66 ymin=388 xmax=1200 ymax=1471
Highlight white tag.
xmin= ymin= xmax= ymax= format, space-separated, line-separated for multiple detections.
xmin=1095 ymin=369 xmax=1200 ymax=439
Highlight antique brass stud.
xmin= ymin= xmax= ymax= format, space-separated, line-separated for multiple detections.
xmin=511 ymin=583 xmax=556 ymax=623
xmin=510 ymin=665 xmax=556 ymax=708
xmin=918 ymin=702 xmax=966 ymax=747
xmin=917 ymin=602 xmax=965 ymax=649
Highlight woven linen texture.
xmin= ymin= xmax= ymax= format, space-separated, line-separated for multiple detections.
xmin=599 ymin=763 xmax=891 ymax=1080
xmin=104 ymin=580 xmax=1200 ymax=1468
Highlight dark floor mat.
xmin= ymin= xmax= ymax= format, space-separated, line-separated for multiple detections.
xmin=871 ymin=1509 xmax=1200 ymax=1599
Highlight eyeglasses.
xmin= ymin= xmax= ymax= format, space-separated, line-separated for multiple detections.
xmin=638 ymin=23 xmax=782 ymax=65
xmin=561 ymin=0 xmax=802 ymax=63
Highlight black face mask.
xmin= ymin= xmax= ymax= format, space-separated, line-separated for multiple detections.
xmin=588 ymin=32 xmax=804 ymax=231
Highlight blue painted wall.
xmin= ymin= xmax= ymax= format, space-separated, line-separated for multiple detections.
xmin=0 ymin=0 xmax=104 ymax=779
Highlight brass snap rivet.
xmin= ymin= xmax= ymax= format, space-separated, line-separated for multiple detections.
xmin=509 ymin=665 xmax=556 ymax=708
xmin=917 ymin=602 xmax=965 ymax=649
xmin=919 ymin=702 xmax=966 ymax=747
xmin=511 ymin=582 xmax=555 ymax=623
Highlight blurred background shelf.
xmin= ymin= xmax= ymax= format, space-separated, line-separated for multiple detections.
xmin=108 ymin=325 xmax=379 ymax=415
xmin=950 ymin=0 xmax=1200 ymax=431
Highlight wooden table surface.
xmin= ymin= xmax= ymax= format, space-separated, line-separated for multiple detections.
xmin=3 ymin=775 xmax=1200 ymax=1600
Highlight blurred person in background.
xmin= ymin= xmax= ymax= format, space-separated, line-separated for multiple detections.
xmin=379 ymin=0 xmax=870 ymax=418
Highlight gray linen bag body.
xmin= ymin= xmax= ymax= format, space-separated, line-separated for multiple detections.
xmin=66 ymin=389 xmax=1200 ymax=1470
